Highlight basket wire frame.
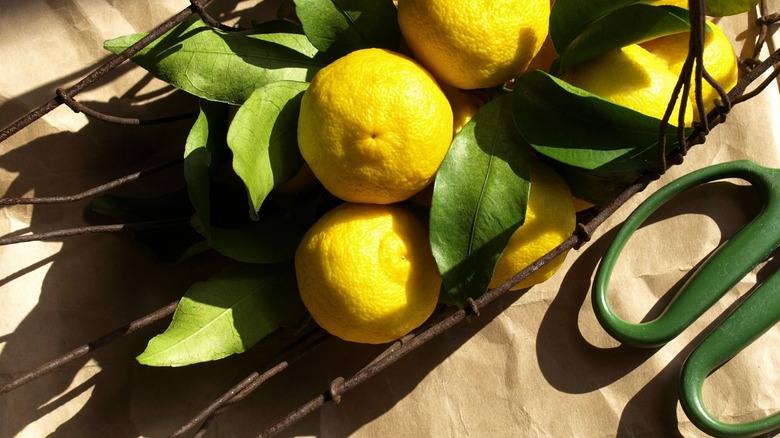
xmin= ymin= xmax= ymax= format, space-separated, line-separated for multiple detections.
xmin=1 ymin=0 xmax=779 ymax=436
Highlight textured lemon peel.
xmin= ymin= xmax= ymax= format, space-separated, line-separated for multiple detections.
xmin=397 ymin=0 xmax=550 ymax=89
xmin=298 ymin=48 xmax=453 ymax=204
xmin=561 ymin=44 xmax=695 ymax=126
xmin=641 ymin=20 xmax=739 ymax=119
xmin=295 ymin=204 xmax=441 ymax=344
xmin=489 ymin=160 xmax=577 ymax=291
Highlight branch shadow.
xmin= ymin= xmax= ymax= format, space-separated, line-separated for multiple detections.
xmin=253 ymin=291 xmax=533 ymax=438
xmin=2 ymin=159 xmax=762 ymax=436
xmin=0 ymin=2 xmax=311 ymax=437
xmin=0 ymin=85 xmax=205 ymax=438
xmin=536 ymin=228 xmax=659 ymax=394
xmin=120 ymin=178 xmax=767 ymax=436
xmin=123 ymin=277 xmax=534 ymax=436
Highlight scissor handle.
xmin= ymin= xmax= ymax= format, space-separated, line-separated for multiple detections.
xmin=592 ymin=160 xmax=780 ymax=347
xmin=679 ymin=266 xmax=780 ymax=437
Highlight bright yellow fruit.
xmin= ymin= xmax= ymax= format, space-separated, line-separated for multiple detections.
xmin=442 ymin=85 xmax=484 ymax=136
xmin=651 ymin=0 xmax=689 ymax=8
xmin=641 ymin=21 xmax=738 ymax=119
xmin=525 ymin=32 xmax=558 ymax=74
xmin=572 ymin=197 xmax=595 ymax=212
xmin=525 ymin=0 xmax=557 ymax=74
xmin=272 ymin=163 xmax=318 ymax=197
xmin=561 ymin=44 xmax=694 ymax=126
xmin=298 ymin=48 xmax=453 ymax=204
xmin=489 ymin=160 xmax=576 ymax=290
xmin=295 ymin=203 xmax=441 ymax=344
xmin=397 ymin=0 xmax=550 ymax=89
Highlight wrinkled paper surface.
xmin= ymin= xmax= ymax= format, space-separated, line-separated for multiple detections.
xmin=1 ymin=1 xmax=779 ymax=437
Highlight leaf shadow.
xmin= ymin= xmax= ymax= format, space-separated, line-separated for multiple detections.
xmin=221 ymin=37 xmax=324 ymax=86
xmin=70 ymin=4 xmax=280 ymax=86
xmin=0 ymin=2 xmax=301 ymax=436
xmin=305 ymin=0 xmax=402 ymax=62
xmin=264 ymin=90 xmax=306 ymax=188
xmin=0 ymin=89 xmax=205 ymax=437
xmin=130 ymin=18 xmax=209 ymax=67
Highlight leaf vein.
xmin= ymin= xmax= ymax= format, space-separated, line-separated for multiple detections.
xmin=466 ymin=109 xmax=505 ymax=258
xmin=330 ymin=0 xmax=368 ymax=43
xmin=142 ymin=289 xmax=261 ymax=361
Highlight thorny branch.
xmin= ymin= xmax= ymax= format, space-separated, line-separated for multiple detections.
xmin=0 ymin=4 xmax=197 ymax=143
xmin=0 ymin=158 xmax=182 ymax=206
xmin=55 ymin=88 xmax=198 ymax=126
xmin=0 ymin=301 xmax=179 ymax=395
xmin=0 ymin=218 xmax=190 ymax=246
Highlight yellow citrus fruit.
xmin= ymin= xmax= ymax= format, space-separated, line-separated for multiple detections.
xmin=407 ymin=86 xmax=483 ymax=208
xmin=397 ymin=0 xmax=550 ymax=89
xmin=441 ymin=85 xmax=484 ymax=136
xmin=572 ymin=197 xmax=595 ymax=212
xmin=561 ymin=44 xmax=694 ymax=126
xmin=641 ymin=21 xmax=738 ymax=119
xmin=272 ymin=163 xmax=318 ymax=197
xmin=489 ymin=159 xmax=576 ymax=290
xmin=298 ymin=48 xmax=453 ymax=204
xmin=525 ymin=32 xmax=557 ymax=74
xmin=525 ymin=0 xmax=557 ymax=73
xmin=651 ymin=0 xmax=689 ymax=8
xmin=295 ymin=203 xmax=441 ymax=344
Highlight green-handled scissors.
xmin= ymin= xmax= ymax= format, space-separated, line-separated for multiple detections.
xmin=592 ymin=160 xmax=780 ymax=438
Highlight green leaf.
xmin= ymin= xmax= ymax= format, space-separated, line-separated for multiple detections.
xmin=205 ymin=184 xmax=308 ymax=264
xmin=430 ymin=95 xmax=531 ymax=307
xmin=550 ymin=0 xmax=642 ymax=54
xmin=137 ymin=263 xmax=306 ymax=366
xmin=89 ymin=190 xmax=205 ymax=263
xmin=556 ymin=5 xmax=694 ymax=71
xmin=183 ymin=102 xmax=304 ymax=264
xmin=294 ymin=0 xmax=401 ymax=59
xmin=209 ymin=214 xmax=305 ymax=264
xmin=547 ymin=162 xmax=643 ymax=205
xmin=226 ymin=81 xmax=309 ymax=219
xmin=512 ymin=70 xmax=684 ymax=173
xmin=512 ymin=70 xmax=693 ymax=204
xmin=705 ymin=0 xmax=759 ymax=16
xmin=184 ymin=100 xmax=230 ymax=234
xmin=103 ymin=17 xmax=324 ymax=104
xmin=250 ymin=19 xmax=320 ymax=58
